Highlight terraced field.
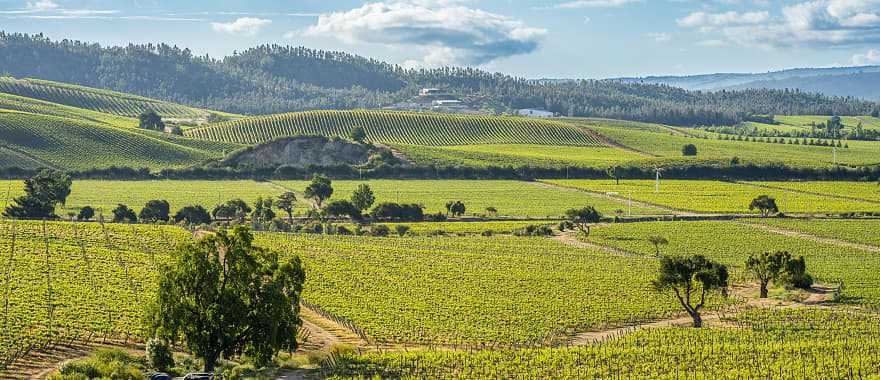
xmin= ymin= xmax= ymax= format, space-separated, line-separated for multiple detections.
xmin=0 ymin=110 xmax=240 ymax=170
xmin=543 ymin=179 xmax=880 ymax=214
xmin=586 ymin=220 xmax=880 ymax=305
xmin=0 ymin=77 xmax=223 ymax=120
xmin=276 ymin=180 xmax=663 ymax=218
xmin=754 ymin=218 xmax=880 ymax=247
xmin=327 ymin=307 xmax=880 ymax=379
xmin=185 ymin=110 xmax=605 ymax=147
xmin=395 ymin=144 xmax=648 ymax=168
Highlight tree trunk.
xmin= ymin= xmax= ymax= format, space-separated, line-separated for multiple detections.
xmin=204 ymin=354 xmax=218 ymax=373
xmin=287 ymin=210 xmax=293 ymax=224
xmin=690 ymin=311 xmax=703 ymax=328
xmin=760 ymin=281 xmax=769 ymax=298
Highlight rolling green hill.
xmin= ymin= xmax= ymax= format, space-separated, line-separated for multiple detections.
xmin=0 ymin=77 xmax=232 ymax=121
xmin=185 ymin=110 xmax=605 ymax=146
xmin=0 ymin=109 xmax=241 ymax=170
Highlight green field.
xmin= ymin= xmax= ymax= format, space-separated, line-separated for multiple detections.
xmin=543 ymin=179 xmax=880 ymax=214
xmin=185 ymin=110 xmax=604 ymax=147
xmin=276 ymin=180 xmax=663 ymax=217
xmin=327 ymin=308 xmax=880 ymax=379
xmin=260 ymin=233 xmax=692 ymax=345
xmin=754 ymin=218 xmax=880 ymax=247
xmin=372 ymin=221 xmax=554 ymax=235
xmin=395 ymin=144 xmax=648 ymax=168
xmin=745 ymin=181 xmax=880 ymax=203
xmin=586 ymin=220 xmax=880 ymax=305
xmin=774 ymin=115 xmax=880 ymax=132
xmin=572 ymin=118 xmax=880 ymax=167
xmin=0 ymin=77 xmax=225 ymax=120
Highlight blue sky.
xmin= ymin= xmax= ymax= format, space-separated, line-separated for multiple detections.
xmin=2 ymin=0 xmax=880 ymax=78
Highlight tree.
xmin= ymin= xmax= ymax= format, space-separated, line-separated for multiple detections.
xmin=485 ymin=207 xmax=498 ymax=218
xmin=252 ymin=197 xmax=275 ymax=223
xmin=112 ymin=204 xmax=137 ymax=224
xmin=653 ymin=255 xmax=729 ymax=328
xmin=749 ymin=195 xmax=779 ymax=217
xmin=350 ymin=126 xmax=367 ymax=143
xmin=448 ymin=201 xmax=466 ymax=218
xmin=350 ymin=184 xmax=375 ymax=212
xmin=395 ymin=225 xmax=411 ymax=237
xmin=304 ymin=174 xmax=333 ymax=208
xmin=3 ymin=169 xmax=72 ymax=219
xmin=139 ymin=200 xmax=170 ymax=223
xmin=77 ymin=206 xmax=95 ymax=221
xmin=213 ymin=199 xmax=252 ymax=221
xmin=783 ymin=255 xmax=813 ymax=290
xmin=276 ymin=192 xmax=297 ymax=223
xmin=746 ymin=251 xmax=789 ymax=298
xmin=147 ymin=226 xmax=305 ymax=372
xmin=323 ymin=200 xmax=361 ymax=219
xmin=564 ymin=207 xmax=602 ymax=236
xmin=139 ymin=110 xmax=165 ymax=131
xmin=682 ymin=144 xmax=698 ymax=156
xmin=647 ymin=235 xmax=668 ymax=257
xmin=606 ymin=166 xmax=625 ymax=185
xmin=174 ymin=205 xmax=212 ymax=225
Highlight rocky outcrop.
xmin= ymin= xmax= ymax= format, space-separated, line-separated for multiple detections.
xmin=223 ymin=135 xmax=392 ymax=168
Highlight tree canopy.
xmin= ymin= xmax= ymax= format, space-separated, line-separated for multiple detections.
xmin=565 ymin=207 xmax=602 ymax=236
xmin=749 ymin=195 xmax=780 ymax=217
xmin=653 ymin=255 xmax=729 ymax=328
xmin=304 ymin=174 xmax=333 ymax=208
xmin=3 ymin=169 xmax=72 ymax=219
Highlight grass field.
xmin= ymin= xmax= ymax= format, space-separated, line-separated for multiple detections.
xmin=326 ymin=307 xmax=880 ymax=379
xmin=572 ymin=119 xmax=880 ymax=167
xmin=774 ymin=115 xmax=880 ymax=132
xmin=586 ymin=220 xmax=880 ymax=305
xmin=754 ymin=218 xmax=880 ymax=247
xmin=542 ymin=179 xmax=880 ymax=214
xmin=185 ymin=110 xmax=604 ymax=147
xmin=259 ymin=233 xmax=695 ymax=345
xmin=395 ymin=144 xmax=649 ymax=168
xmin=745 ymin=181 xmax=880 ymax=203
xmin=275 ymin=180 xmax=663 ymax=218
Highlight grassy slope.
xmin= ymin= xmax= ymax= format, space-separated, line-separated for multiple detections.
xmin=394 ymin=144 xmax=649 ymax=168
xmin=0 ymin=109 xmax=241 ymax=170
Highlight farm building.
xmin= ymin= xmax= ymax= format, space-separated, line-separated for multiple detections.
xmin=518 ymin=108 xmax=554 ymax=118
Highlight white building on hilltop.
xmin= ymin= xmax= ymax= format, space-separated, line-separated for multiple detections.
xmin=517 ymin=108 xmax=554 ymax=118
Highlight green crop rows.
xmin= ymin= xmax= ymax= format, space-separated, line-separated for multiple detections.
xmin=0 ymin=77 xmax=215 ymax=119
xmin=394 ymin=144 xmax=649 ymax=168
xmin=754 ymin=218 xmax=880 ymax=247
xmin=543 ymin=179 xmax=880 ymax=214
xmin=258 ymin=233 xmax=708 ymax=346
xmin=185 ymin=110 xmax=604 ymax=147
xmin=326 ymin=307 xmax=880 ymax=379
xmin=585 ymin=220 xmax=880 ymax=305
xmin=745 ymin=181 xmax=880 ymax=203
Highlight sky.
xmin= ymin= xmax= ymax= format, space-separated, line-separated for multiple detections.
xmin=2 ymin=0 xmax=880 ymax=78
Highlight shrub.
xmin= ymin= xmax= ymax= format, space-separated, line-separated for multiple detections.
xmin=682 ymin=144 xmax=698 ymax=156
xmin=395 ymin=225 xmax=411 ymax=237
xmin=146 ymin=338 xmax=174 ymax=372
xmin=370 ymin=224 xmax=390 ymax=237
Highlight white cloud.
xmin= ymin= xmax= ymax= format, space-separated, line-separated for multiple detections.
xmin=303 ymin=1 xmax=546 ymax=66
xmin=679 ymin=0 xmax=880 ymax=49
xmin=550 ymin=0 xmax=641 ymax=9
xmin=851 ymin=48 xmax=880 ymax=65
xmin=696 ymin=39 xmax=726 ymax=47
xmin=211 ymin=17 xmax=272 ymax=36
xmin=645 ymin=32 xmax=672 ymax=43
xmin=26 ymin=0 xmax=57 ymax=11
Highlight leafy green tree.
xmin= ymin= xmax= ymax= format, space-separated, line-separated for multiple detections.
xmin=395 ymin=224 xmax=411 ymax=237
xmin=783 ymin=255 xmax=813 ymax=290
xmin=139 ymin=200 xmax=170 ymax=223
xmin=139 ymin=110 xmax=165 ymax=131
xmin=647 ymin=235 xmax=668 ymax=257
xmin=251 ymin=197 xmax=275 ymax=223
xmin=174 ymin=205 xmax=212 ymax=225
xmin=564 ymin=207 xmax=602 ymax=236
xmin=448 ymin=201 xmax=466 ymax=217
xmin=350 ymin=184 xmax=375 ymax=212
xmin=212 ymin=199 xmax=251 ymax=221
xmin=304 ymin=174 xmax=333 ymax=208
xmin=3 ymin=169 xmax=72 ymax=219
xmin=746 ymin=251 xmax=789 ymax=298
xmin=77 ymin=206 xmax=95 ymax=221
xmin=276 ymin=192 xmax=297 ymax=223
xmin=749 ymin=195 xmax=779 ymax=217
xmin=606 ymin=166 xmax=625 ymax=185
xmin=112 ymin=204 xmax=137 ymax=224
xmin=653 ymin=255 xmax=729 ymax=328
xmin=485 ymin=206 xmax=498 ymax=218
xmin=323 ymin=200 xmax=361 ymax=219
xmin=682 ymin=144 xmax=698 ymax=156
xmin=350 ymin=126 xmax=367 ymax=143
xmin=147 ymin=226 xmax=305 ymax=372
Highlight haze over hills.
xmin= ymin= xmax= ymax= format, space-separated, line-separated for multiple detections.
xmin=616 ymin=66 xmax=880 ymax=100
xmin=0 ymin=32 xmax=878 ymax=127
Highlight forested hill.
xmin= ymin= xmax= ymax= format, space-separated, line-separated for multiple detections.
xmin=0 ymin=32 xmax=877 ymax=126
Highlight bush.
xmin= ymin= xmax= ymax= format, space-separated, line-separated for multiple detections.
xmin=426 ymin=212 xmax=447 ymax=222
xmin=111 ymin=204 xmax=137 ymax=224
xmin=51 ymin=349 xmax=145 ymax=380
xmin=682 ymin=144 xmax=698 ymax=156
xmin=370 ymin=224 xmax=390 ymax=237
xmin=481 ymin=230 xmax=494 ymax=237
xmin=77 ymin=206 xmax=95 ymax=221
xmin=269 ymin=218 xmax=292 ymax=232
xmin=146 ymin=338 xmax=174 ymax=372
xmin=174 ymin=205 xmax=212 ymax=225
xmin=395 ymin=225 xmax=411 ymax=237
xmin=514 ymin=224 xmax=554 ymax=237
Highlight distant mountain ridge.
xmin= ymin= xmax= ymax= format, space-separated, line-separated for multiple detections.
xmin=614 ymin=66 xmax=880 ymax=100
